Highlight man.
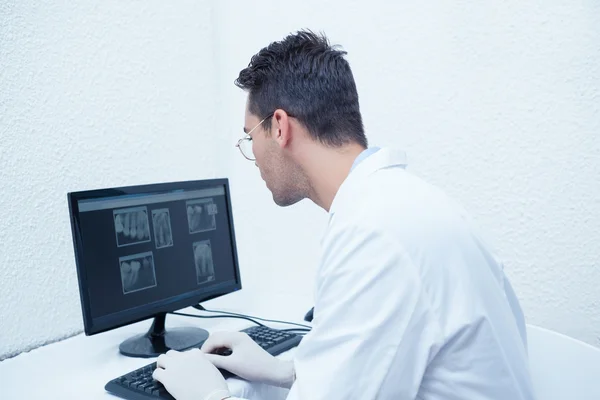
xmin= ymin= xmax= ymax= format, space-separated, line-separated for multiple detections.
xmin=153 ymin=30 xmax=536 ymax=400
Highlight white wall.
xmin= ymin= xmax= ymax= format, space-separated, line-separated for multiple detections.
xmin=1 ymin=0 xmax=599 ymax=360
xmin=216 ymin=0 xmax=600 ymax=345
xmin=0 ymin=0 xmax=224 ymax=360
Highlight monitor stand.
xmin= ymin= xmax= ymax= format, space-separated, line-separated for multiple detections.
xmin=119 ymin=312 xmax=209 ymax=358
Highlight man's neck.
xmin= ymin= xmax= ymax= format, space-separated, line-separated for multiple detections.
xmin=300 ymin=143 xmax=366 ymax=212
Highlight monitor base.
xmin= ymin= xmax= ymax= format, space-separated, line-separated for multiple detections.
xmin=119 ymin=312 xmax=209 ymax=358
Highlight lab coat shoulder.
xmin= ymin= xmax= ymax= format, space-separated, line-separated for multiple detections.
xmin=334 ymin=163 xmax=522 ymax=333
xmin=330 ymin=163 xmax=468 ymax=255
xmin=306 ymin=153 xmax=535 ymax=399
xmin=324 ymin=165 xmax=466 ymax=330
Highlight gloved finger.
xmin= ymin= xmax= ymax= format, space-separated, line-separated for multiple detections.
xmin=204 ymin=353 xmax=233 ymax=370
xmin=201 ymin=331 xmax=243 ymax=353
xmin=166 ymin=349 xmax=180 ymax=357
xmin=156 ymin=354 xmax=171 ymax=369
xmin=152 ymin=367 xmax=168 ymax=384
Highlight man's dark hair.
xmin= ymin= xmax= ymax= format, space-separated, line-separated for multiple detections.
xmin=235 ymin=29 xmax=367 ymax=148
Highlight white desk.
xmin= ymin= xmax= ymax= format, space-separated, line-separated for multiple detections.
xmin=2 ymin=290 xmax=313 ymax=400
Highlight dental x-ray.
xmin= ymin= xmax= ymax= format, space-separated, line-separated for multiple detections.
xmin=119 ymin=251 xmax=157 ymax=294
xmin=152 ymin=208 xmax=173 ymax=249
xmin=192 ymin=240 xmax=215 ymax=285
xmin=114 ymin=206 xmax=151 ymax=247
xmin=186 ymin=198 xmax=217 ymax=234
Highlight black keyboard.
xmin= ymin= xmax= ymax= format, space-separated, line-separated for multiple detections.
xmin=105 ymin=326 xmax=302 ymax=400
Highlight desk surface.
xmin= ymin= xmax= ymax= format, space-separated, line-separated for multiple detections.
xmin=2 ymin=290 xmax=312 ymax=400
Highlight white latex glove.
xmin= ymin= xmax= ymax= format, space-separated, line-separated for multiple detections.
xmin=201 ymin=331 xmax=295 ymax=389
xmin=153 ymin=348 xmax=231 ymax=400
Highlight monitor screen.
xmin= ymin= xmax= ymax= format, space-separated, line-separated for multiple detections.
xmin=68 ymin=178 xmax=242 ymax=336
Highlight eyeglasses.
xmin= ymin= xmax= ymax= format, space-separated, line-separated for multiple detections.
xmin=235 ymin=113 xmax=273 ymax=161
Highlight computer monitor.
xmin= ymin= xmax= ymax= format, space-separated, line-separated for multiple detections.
xmin=67 ymin=178 xmax=242 ymax=358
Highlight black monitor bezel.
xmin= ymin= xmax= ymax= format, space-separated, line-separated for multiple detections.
xmin=67 ymin=178 xmax=242 ymax=335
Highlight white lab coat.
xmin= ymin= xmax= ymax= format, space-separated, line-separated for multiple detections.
xmin=238 ymin=147 xmax=536 ymax=399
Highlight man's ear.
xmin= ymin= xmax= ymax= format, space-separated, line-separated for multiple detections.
xmin=272 ymin=109 xmax=292 ymax=148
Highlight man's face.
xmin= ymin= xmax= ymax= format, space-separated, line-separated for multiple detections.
xmin=244 ymin=103 xmax=307 ymax=207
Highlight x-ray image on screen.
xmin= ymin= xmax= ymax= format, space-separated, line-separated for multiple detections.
xmin=186 ymin=198 xmax=217 ymax=234
xmin=114 ymin=206 xmax=151 ymax=247
xmin=152 ymin=208 xmax=173 ymax=249
xmin=193 ymin=240 xmax=215 ymax=285
xmin=119 ymin=251 xmax=157 ymax=294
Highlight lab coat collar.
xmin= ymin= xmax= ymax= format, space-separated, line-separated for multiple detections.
xmin=328 ymin=147 xmax=408 ymax=216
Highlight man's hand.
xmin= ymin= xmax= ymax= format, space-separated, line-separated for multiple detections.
xmin=202 ymin=331 xmax=295 ymax=389
xmin=152 ymin=348 xmax=231 ymax=400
